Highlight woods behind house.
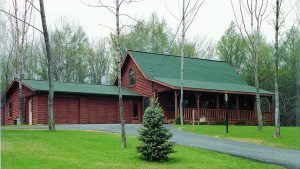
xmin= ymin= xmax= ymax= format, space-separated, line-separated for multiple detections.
xmin=0 ymin=14 xmax=298 ymax=126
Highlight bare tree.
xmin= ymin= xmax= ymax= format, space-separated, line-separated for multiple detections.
xmin=8 ymin=0 xmax=34 ymax=124
xmin=81 ymin=0 xmax=141 ymax=148
xmin=38 ymin=0 xmax=55 ymax=131
xmin=1 ymin=0 xmax=56 ymax=130
xmin=272 ymin=0 xmax=295 ymax=137
xmin=168 ymin=0 xmax=205 ymax=125
xmin=88 ymin=40 xmax=110 ymax=84
xmin=231 ymin=0 xmax=269 ymax=131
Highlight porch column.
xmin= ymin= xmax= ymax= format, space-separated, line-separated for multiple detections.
xmin=268 ymin=96 xmax=273 ymax=122
xmin=174 ymin=90 xmax=178 ymax=119
xmin=236 ymin=95 xmax=240 ymax=120
xmin=216 ymin=95 xmax=219 ymax=110
xmin=268 ymin=96 xmax=273 ymax=113
xmin=196 ymin=94 xmax=200 ymax=119
xmin=253 ymin=96 xmax=256 ymax=112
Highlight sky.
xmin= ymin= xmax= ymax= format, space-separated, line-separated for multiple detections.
xmin=2 ymin=0 xmax=298 ymax=43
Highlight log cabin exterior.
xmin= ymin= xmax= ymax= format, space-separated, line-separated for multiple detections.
xmin=2 ymin=50 xmax=274 ymax=125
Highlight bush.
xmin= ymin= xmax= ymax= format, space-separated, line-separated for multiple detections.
xmin=137 ymin=97 xmax=174 ymax=161
xmin=175 ymin=116 xmax=181 ymax=125
xmin=216 ymin=119 xmax=226 ymax=125
xmin=235 ymin=119 xmax=246 ymax=125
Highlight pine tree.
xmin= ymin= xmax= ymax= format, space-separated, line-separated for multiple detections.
xmin=137 ymin=97 xmax=174 ymax=161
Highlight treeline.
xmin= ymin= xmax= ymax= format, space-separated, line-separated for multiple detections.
xmin=0 ymin=20 xmax=110 ymax=86
xmin=0 ymin=14 xmax=298 ymax=125
xmin=217 ymin=22 xmax=298 ymax=126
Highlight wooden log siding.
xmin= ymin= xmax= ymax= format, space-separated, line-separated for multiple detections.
xmin=121 ymin=55 xmax=171 ymax=97
xmin=176 ymin=108 xmax=273 ymax=125
xmin=20 ymin=91 xmax=143 ymax=125
xmin=37 ymin=94 xmax=48 ymax=124
xmin=4 ymin=85 xmax=33 ymax=125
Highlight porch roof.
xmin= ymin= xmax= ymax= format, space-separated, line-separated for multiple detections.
xmin=154 ymin=77 xmax=273 ymax=95
xmin=21 ymin=80 xmax=141 ymax=96
xmin=128 ymin=50 xmax=273 ymax=95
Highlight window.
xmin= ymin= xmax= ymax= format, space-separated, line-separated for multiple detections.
xmin=129 ymin=68 xmax=135 ymax=86
xmin=143 ymin=97 xmax=150 ymax=111
xmin=8 ymin=102 xmax=12 ymax=118
xmin=132 ymin=103 xmax=139 ymax=119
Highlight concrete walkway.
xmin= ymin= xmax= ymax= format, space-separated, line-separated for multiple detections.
xmin=3 ymin=124 xmax=300 ymax=169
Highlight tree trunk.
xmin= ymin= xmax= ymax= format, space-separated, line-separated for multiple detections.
xmin=116 ymin=0 xmax=126 ymax=148
xmin=180 ymin=0 xmax=185 ymax=126
xmin=273 ymin=0 xmax=280 ymax=138
xmin=39 ymin=0 xmax=55 ymax=131
xmin=13 ymin=2 xmax=24 ymax=124
xmin=255 ymin=22 xmax=263 ymax=131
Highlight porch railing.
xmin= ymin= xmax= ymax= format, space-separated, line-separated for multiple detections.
xmin=176 ymin=108 xmax=273 ymax=123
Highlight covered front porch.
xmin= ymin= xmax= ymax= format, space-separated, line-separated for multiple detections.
xmin=158 ymin=90 xmax=274 ymax=125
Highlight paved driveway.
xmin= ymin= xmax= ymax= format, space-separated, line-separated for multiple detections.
xmin=3 ymin=124 xmax=300 ymax=169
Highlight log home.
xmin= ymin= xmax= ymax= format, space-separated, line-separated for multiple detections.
xmin=2 ymin=50 xmax=274 ymax=125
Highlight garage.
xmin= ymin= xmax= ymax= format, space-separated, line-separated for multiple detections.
xmin=54 ymin=97 xmax=80 ymax=124
xmin=87 ymin=98 xmax=117 ymax=124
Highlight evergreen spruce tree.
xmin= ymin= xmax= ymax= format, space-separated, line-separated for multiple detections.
xmin=137 ymin=97 xmax=174 ymax=161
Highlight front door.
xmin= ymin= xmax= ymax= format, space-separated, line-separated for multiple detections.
xmin=132 ymin=102 xmax=140 ymax=123
xmin=28 ymin=99 xmax=32 ymax=125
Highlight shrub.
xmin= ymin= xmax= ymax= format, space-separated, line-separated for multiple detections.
xmin=137 ymin=97 xmax=174 ymax=161
xmin=216 ymin=119 xmax=226 ymax=125
xmin=175 ymin=116 xmax=181 ymax=125
xmin=235 ymin=119 xmax=246 ymax=125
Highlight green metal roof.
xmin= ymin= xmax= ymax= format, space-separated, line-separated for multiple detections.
xmin=128 ymin=50 xmax=273 ymax=95
xmin=22 ymin=80 xmax=141 ymax=97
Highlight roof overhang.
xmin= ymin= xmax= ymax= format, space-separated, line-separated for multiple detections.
xmin=114 ymin=50 xmax=274 ymax=97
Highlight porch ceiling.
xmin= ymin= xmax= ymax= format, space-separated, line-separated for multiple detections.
xmin=154 ymin=77 xmax=274 ymax=95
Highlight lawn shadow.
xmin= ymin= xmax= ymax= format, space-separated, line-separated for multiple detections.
xmin=136 ymin=154 xmax=181 ymax=164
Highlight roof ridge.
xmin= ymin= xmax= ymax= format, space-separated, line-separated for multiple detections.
xmin=22 ymin=79 xmax=115 ymax=87
xmin=128 ymin=49 xmax=225 ymax=63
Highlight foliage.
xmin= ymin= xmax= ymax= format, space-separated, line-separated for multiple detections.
xmin=177 ymin=125 xmax=300 ymax=150
xmin=277 ymin=27 xmax=298 ymax=126
xmin=109 ymin=13 xmax=200 ymax=77
xmin=217 ymin=22 xmax=298 ymax=126
xmin=87 ymin=40 xmax=110 ymax=84
xmin=217 ymin=22 xmax=248 ymax=74
xmin=2 ymin=130 xmax=282 ymax=169
xmin=137 ymin=97 xmax=174 ymax=161
xmin=50 ymin=21 xmax=89 ymax=83
xmin=175 ymin=116 xmax=181 ymax=125
xmin=215 ymin=119 xmax=226 ymax=125
xmin=0 ymin=19 xmax=111 ymax=89
xmin=235 ymin=119 xmax=247 ymax=125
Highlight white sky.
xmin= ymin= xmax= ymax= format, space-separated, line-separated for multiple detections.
xmin=2 ymin=0 xmax=298 ymax=43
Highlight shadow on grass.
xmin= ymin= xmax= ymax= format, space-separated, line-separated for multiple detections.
xmin=136 ymin=154 xmax=181 ymax=164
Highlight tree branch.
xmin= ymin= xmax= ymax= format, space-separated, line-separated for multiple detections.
xmin=185 ymin=0 xmax=205 ymax=32
xmin=97 ymin=23 xmax=115 ymax=32
xmin=27 ymin=0 xmax=41 ymax=13
xmin=120 ymin=13 xmax=138 ymax=22
xmin=0 ymin=9 xmax=43 ymax=34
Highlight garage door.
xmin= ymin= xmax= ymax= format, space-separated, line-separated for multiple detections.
xmin=87 ymin=99 xmax=116 ymax=124
xmin=54 ymin=97 xmax=80 ymax=124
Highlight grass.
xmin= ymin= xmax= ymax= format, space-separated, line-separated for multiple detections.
xmin=1 ymin=130 xmax=282 ymax=169
xmin=176 ymin=125 xmax=300 ymax=150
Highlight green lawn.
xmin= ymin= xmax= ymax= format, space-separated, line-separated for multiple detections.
xmin=2 ymin=130 xmax=282 ymax=169
xmin=176 ymin=125 xmax=300 ymax=150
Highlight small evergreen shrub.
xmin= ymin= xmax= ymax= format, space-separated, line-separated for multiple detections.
xmin=137 ymin=97 xmax=174 ymax=161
